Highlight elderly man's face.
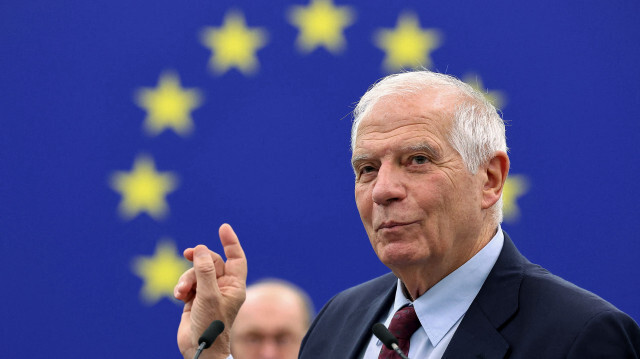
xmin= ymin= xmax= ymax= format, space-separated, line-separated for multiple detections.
xmin=230 ymin=286 xmax=307 ymax=359
xmin=352 ymin=90 xmax=486 ymax=277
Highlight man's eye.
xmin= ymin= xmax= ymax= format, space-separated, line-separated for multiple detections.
xmin=361 ymin=166 xmax=376 ymax=174
xmin=411 ymin=155 xmax=429 ymax=165
xmin=275 ymin=334 xmax=295 ymax=346
xmin=356 ymin=165 xmax=377 ymax=181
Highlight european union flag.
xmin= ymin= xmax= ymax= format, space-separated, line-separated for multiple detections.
xmin=2 ymin=1 xmax=639 ymax=357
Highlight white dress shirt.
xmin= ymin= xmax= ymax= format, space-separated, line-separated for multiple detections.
xmin=361 ymin=227 xmax=504 ymax=359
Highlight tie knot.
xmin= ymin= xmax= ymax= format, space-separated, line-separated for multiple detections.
xmin=388 ymin=305 xmax=421 ymax=340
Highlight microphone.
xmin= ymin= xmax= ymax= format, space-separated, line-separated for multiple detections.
xmin=193 ymin=320 xmax=225 ymax=359
xmin=372 ymin=323 xmax=410 ymax=359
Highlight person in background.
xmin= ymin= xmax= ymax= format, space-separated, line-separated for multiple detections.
xmin=230 ymin=279 xmax=313 ymax=359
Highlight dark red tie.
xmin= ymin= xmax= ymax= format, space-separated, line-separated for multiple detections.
xmin=378 ymin=305 xmax=422 ymax=359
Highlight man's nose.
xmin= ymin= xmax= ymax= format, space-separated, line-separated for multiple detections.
xmin=371 ymin=163 xmax=406 ymax=205
xmin=257 ymin=341 xmax=280 ymax=359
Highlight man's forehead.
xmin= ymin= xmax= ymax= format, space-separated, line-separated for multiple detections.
xmin=237 ymin=296 xmax=307 ymax=324
xmin=247 ymin=286 xmax=301 ymax=306
xmin=358 ymin=90 xmax=454 ymax=130
xmin=353 ymin=114 xmax=450 ymax=154
xmin=371 ymin=86 xmax=457 ymax=113
xmin=350 ymin=88 xmax=460 ymax=159
xmin=357 ymin=115 xmax=446 ymax=133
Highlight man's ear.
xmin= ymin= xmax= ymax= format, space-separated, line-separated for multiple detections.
xmin=481 ymin=151 xmax=510 ymax=210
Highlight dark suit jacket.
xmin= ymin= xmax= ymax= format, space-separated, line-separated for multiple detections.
xmin=299 ymin=233 xmax=640 ymax=358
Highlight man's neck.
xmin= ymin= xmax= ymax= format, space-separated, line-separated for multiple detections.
xmin=397 ymin=226 xmax=499 ymax=300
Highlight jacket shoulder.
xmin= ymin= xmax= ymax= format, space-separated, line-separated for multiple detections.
xmin=503 ymin=262 xmax=640 ymax=357
xmin=520 ymin=263 xmax=621 ymax=318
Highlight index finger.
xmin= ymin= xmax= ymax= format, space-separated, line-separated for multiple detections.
xmin=191 ymin=244 xmax=222 ymax=299
xmin=183 ymin=247 xmax=225 ymax=277
xmin=218 ymin=223 xmax=247 ymax=279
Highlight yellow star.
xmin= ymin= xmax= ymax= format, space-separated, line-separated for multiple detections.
xmin=135 ymin=71 xmax=203 ymax=136
xmin=502 ymin=174 xmax=529 ymax=222
xmin=132 ymin=239 xmax=191 ymax=305
xmin=463 ymin=73 xmax=507 ymax=109
xmin=374 ymin=12 xmax=442 ymax=72
xmin=200 ymin=10 xmax=268 ymax=76
xmin=109 ymin=154 xmax=178 ymax=220
xmin=287 ymin=0 xmax=355 ymax=54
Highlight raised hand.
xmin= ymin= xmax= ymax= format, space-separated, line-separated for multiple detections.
xmin=175 ymin=223 xmax=247 ymax=359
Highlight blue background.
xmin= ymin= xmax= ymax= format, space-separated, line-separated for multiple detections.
xmin=1 ymin=0 xmax=639 ymax=357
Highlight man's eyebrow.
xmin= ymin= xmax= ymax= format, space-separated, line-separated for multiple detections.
xmin=403 ymin=142 xmax=440 ymax=157
xmin=350 ymin=154 xmax=370 ymax=168
xmin=350 ymin=143 xmax=441 ymax=167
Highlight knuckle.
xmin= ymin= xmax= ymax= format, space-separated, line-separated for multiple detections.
xmin=196 ymin=260 xmax=216 ymax=275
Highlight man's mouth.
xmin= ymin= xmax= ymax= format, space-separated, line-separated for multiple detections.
xmin=377 ymin=221 xmax=416 ymax=231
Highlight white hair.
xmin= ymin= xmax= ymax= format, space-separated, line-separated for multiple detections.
xmin=351 ymin=70 xmax=508 ymax=223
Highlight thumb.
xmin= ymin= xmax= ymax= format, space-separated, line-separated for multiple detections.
xmin=192 ymin=245 xmax=221 ymax=299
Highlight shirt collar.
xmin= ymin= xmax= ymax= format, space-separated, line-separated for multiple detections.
xmin=391 ymin=226 xmax=504 ymax=347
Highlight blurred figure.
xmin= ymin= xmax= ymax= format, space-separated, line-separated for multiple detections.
xmin=230 ymin=279 xmax=313 ymax=359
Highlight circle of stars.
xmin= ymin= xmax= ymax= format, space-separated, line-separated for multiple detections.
xmin=108 ymin=1 xmax=528 ymax=306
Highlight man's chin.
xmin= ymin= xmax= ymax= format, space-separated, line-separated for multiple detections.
xmin=376 ymin=243 xmax=423 ymax=268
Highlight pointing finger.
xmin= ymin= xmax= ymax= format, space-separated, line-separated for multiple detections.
xmin=183 ymin=246 xmax=225 ymax=277
xmin=218 ymin=223 xmax=247 ymax=281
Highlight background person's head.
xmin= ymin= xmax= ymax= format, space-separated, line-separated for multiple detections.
xmin=230 ymin=279 xmax=313 ymax=359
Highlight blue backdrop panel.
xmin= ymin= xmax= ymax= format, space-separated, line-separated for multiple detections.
xmin=1 ymin=1 xmax=639 ymax=357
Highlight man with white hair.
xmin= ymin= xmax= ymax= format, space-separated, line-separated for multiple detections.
xmin=174 ymin=71 xmax=640 ymax=359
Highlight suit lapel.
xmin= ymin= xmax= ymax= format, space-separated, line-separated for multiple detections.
xmin=345 ymin=275 xmax=397 ymax=359
xmin=442 ymin=301 xmax=510 ymax=359
xmin=443 ymin=232 xmax=525 ymax=359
